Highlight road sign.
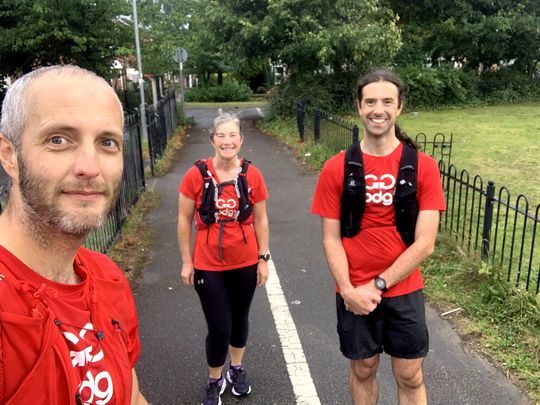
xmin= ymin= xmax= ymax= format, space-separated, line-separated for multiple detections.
xmin=173 ymin=47 xmax=188 ymax=63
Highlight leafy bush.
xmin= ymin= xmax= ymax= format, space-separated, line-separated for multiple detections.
xmin=255 ymin=86 xmax=267 ymax=94
xmin=396 ymin=65 xmax=478 ymax=109
xmin=185 ymin=82 xmax=252 ymax=102
xmin=270 ymin=73 xmax=356 ymax=118
xmin=270 ymin=65 xmax=539 ymax=116
xmin=478 ymin=68 xmax=540 ymax=103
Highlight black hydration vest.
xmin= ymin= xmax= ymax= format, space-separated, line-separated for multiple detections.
xmin=194 ymin=159 xmax=252 ymax=260
xmin=340 ymin=143 xmax=419 ymax=245
xmin=195 ymin=159 xmax=252 ymax=225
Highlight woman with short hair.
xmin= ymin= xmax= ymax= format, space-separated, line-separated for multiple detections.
xmin=178 ymin=113 xmax=270 ymax=405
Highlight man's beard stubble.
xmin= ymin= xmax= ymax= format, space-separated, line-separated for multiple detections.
xmin=17 ymin=156 xmax=121 ymax=238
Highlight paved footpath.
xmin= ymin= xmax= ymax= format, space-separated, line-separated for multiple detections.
xmin=134 ymin=107 xmax=532 ymax=405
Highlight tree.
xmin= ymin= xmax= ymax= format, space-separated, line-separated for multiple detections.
xmin=136 ymin=0 xmax=233 ymax=86
xmin=205 ymin=0 xmax=401 ymax=76
xmin=0 ymin=0 xmax=132 ymax=78
xmin=388 ymin=0 xmax=540 ymax=75
xmin=137 ymin=0 xmax=191 ymax=76
xmin=198 ymin=0 xmax=401 ymax=110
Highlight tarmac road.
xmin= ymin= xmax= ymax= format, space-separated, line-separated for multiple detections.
xmin=134 ymin=107 xmax=532 ymax=405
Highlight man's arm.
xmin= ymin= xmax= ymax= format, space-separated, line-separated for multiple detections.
xmin=178 ymin=193 xmax=196 ymax=286
xmin=378 ymin=210 xmax=440 ymax=288
xmin=253 ymin=200 xmax=269 ymax=286
xmin=321 ymin=217 xmax=381 ymax=315
xmin=131 ymin=369 xmax=149 ymax=405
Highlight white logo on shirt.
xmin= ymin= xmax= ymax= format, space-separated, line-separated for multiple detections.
xmin=216 ymin=198 xmax=237 ymax=218
xmin=62 ymin=322 xmax=113 ymax=404
xmin=365 ymin=174 xmax=396 ymax=206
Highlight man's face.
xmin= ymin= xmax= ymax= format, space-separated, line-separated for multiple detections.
xmin=358 ymin=81 xmax=403 ymax=138
xmin=14 ymin=73 xmax=124 ymax=236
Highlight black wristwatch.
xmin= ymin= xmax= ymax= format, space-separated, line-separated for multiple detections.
xmin=258 ymin=253 xmax=271 ymax=262
xmin=374 ymin=276 xmax=388 ymax=293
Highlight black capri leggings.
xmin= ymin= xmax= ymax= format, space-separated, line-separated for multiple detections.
xmin=194 ymin=264 xmax=258 ymax=367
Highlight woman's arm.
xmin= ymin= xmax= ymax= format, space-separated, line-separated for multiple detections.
xmin=178 ymin=193 xmax=196 ymax=286
xmin=252 ymin=200 xmax=269 ymax=286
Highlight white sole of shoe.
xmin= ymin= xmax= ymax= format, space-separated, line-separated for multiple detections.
xmin=227 ymin=370 xmax=251 ymax=397
xmin=201 ymin=378 xmax=227 ymax=405
xmin=231 ymin=386 xmax=252 ymax=397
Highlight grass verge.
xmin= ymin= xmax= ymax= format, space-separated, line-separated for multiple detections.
xmin=153 ymin=127 xmax=187 ymax=177
xmin=424 ymin=234 xmax=540 ymax=403
xmin=259 ymin=113 xmax=540 ymax=403
xmin=108 ymin=191 xmax=160 ymax=293
xmin=258 ymin=116 xmax=335 ymax=171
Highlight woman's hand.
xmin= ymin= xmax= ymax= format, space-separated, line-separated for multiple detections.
xmin=181 ymin=263 xmax=195 ymax=287
xmin=256 ymin=260 xmax=269 ymax=287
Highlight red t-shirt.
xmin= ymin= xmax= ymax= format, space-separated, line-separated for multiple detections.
xmin=0 ymin=246 xmax=140 ymax=404
xmin=179 ymin=158 xmax=268 ymax=270
xmin=311 ymin=143 xmax=446 ymax=297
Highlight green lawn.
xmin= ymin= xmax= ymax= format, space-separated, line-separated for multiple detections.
xmin=397 ymin=104 xmax=540 ymax=208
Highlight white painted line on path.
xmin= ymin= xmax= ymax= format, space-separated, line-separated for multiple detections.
xmin=265 ymin=258 xmax=321 ymax=405
xmin=256 ymin=107 xmax=265 ymax=117
xmin=218 ymin=108 xmax=223 ymax=115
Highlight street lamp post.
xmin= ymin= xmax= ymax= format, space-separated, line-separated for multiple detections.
xmin=131 ymin=0 xmax=148 ymax=141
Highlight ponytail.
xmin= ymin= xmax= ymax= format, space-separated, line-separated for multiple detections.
xmin=395 ymin=125 xmax=418 ymax=150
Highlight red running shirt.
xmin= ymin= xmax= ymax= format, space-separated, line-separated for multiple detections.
xmin=0 ymin=246 xmax=141 ymax=404
xmin=311 ymin=143 xmax=446 ymax=297
xmin=179 ymin=157 xmax=268 ymax=270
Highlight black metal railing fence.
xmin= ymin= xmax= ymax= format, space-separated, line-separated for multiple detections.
xmin=298 ymin=101 xmax=361 ymax=152
xmin=85 ymin=92 xmax=177 ymax=253
xmin=84 ymin=111 xmax=147 ymax=253
xmin=146 ymin=92 xmax=178 ymax=176
xmin=440 ymin=162 xmax=539 ymax=294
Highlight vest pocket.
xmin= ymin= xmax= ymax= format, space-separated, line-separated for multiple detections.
xmin=1 ymin=311 xmax=74 ymax=404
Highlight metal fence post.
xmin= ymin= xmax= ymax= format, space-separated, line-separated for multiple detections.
xmin=145 ymin=108 xmax=155 ymax=177
xmin=481 ymin=180 xmax=496 ymax=260
xmin=314 ymin=110 xmax=320 ymax=142
xmin=297 ymin=100 xmax=305 ymax=142
xmin=352 ymin=125 xmax=360 ymax=144
xmin=134 ymin=110 xmax=146 ymax=189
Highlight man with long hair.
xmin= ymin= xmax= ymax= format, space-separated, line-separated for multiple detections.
xmin=312 ymin=68 xmax=446 ymax=404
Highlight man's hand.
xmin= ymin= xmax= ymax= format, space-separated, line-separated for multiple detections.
xmin=180 ymin=263 xmax=194 ymax=287
xmin=341 ymin=283 xmax=382 ymax=315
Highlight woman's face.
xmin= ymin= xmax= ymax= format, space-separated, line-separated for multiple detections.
xmin=211 ymin=121 xmax=243 ymax=161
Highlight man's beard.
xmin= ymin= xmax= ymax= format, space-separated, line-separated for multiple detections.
xmin=18 ymin=156 xmax=121 ymax=237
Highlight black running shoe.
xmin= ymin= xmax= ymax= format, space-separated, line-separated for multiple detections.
xmin=202 ymin=377 xmax=226 ymax=405
xmin=226 ymin=366 xmax=252 ymax=397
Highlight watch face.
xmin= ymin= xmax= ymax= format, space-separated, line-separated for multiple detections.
xmin=375 ymin=277 xmax=386 ymax=290
xmin=259 ymin=253 xmax=270 ymax=261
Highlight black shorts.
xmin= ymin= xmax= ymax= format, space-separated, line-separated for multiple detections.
xmin=336 ymin=289 xmax=429 ymax=360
